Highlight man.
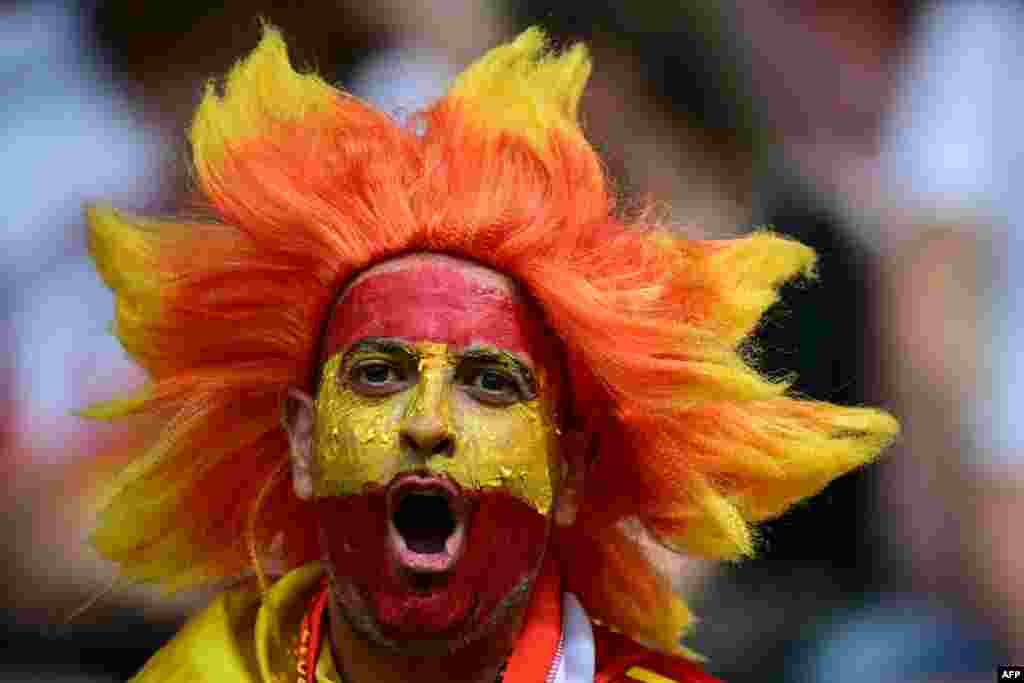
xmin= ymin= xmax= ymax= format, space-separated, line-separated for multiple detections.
xmin=83 ymin=26 xmax=898 ymax=682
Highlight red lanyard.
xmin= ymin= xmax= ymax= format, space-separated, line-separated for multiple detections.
xmin=296 ymin=580 xmax=330 ymax=683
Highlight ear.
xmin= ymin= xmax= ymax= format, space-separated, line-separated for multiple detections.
xmin=282 ymin=387 xmax=317 ymax=501
xmin=554 ymin=429 xmax=589 ymax=527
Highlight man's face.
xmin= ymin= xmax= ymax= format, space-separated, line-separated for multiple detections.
xmin=287 ymin=254 xmax=572 ymax=650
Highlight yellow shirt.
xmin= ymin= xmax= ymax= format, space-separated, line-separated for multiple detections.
xmin=132 ymin=563 xmax=329 ymax=682
xmin=130 ymin=562 xmax=696 ymax=683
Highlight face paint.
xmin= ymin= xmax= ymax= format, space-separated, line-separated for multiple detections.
xmin=316 ymin=488 xmax=548 ymax=641
xmin=309 ymin=254 xmax=567 ymax=644
xmin=314 ymin=340 xmax=560 ymax=514
xmin=322 ymin=254 xmax=558 ymax=364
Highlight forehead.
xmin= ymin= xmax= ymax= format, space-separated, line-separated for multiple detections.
xmin=322 ymin=254 xmax=554 ymax=363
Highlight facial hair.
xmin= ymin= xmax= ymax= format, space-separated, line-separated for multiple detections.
xmin=315 ymin=487 xmax=549 ymax=651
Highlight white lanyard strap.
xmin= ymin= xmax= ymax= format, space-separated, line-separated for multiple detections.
xmin=551 ymin=593 xmax=595 ymax=683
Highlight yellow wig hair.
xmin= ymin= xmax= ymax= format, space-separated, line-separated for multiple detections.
xmin=85 ymin=26 xmax=898 ymax=656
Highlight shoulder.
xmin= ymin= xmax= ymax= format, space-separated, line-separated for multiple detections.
xmin=592 ymin=623 xmax=723 ymax=683
xmin=130 ymin=563 xmax=325 ymax=683
xmin=129 ymin=581 xmax=264 ymax=683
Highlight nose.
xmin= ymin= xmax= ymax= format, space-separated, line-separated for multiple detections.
xmin=401 ymin=414 xmax=454 ymax=459
xmin=400 ymin=370 xmax=455 ymax=460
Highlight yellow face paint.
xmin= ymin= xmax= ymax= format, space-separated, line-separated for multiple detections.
xmin=313 ymin=341 xmax=561 ymax=515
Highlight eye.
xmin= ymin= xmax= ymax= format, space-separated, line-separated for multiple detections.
xmin=361 ymin=363 xmax=395 ymax=384
xmin=464 ymin=367 xmax=522 ymax=405
xmin=349 ymin=360 xmax=406 ymax=395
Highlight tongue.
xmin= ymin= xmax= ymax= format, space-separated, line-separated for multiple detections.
xmin=394 ymin=494 xmax=455 ymax=554
xmin=406 ymin=530 xmax=447 ymax=554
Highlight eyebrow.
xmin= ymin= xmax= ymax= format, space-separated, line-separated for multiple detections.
xmin=459 ymin=345 xmax=537 ymax=396
xmin=341 ymin=337 xmax=419 ymax=365
xmin=339 ymin=339 xmax=539 ymax=396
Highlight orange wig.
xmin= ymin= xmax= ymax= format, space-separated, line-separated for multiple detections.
xmin=85 ymin=26 xmax=898 ymax=656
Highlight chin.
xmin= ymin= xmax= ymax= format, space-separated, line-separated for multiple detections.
xmin=315 ymin=481 xmax=549 ymax=650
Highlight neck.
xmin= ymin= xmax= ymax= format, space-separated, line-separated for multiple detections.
xmin=328 ymin=599 xmax=528 ymax=683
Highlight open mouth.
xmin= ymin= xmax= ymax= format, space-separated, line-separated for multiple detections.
xmin=393 ymin=493 xmax=456 ymax=553
xmin=386 ymin=474 xmax=467 ymax=577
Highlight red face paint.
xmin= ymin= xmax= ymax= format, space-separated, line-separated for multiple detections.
xmin=315 ymin=254 xmax=564 ymax=643
xmin=316 ymin=488 xmax=547 ymax=640
xmin=323 ymin=254 xmax=555 ymax=363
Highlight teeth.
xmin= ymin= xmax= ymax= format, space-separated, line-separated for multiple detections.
xmin=388 ymin=477 xmax=460 ymax=521
xmin=400 ymin=486 xmax=451 ymax=502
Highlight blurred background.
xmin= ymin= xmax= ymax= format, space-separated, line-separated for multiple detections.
xmin=1 ymin=1 xmax=1017 ymax=681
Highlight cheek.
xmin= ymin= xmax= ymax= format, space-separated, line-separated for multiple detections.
xmin=313 ymin=358 xmax=406 ymax=497
xmin=432 ymin=396 xmax=559 ymax=515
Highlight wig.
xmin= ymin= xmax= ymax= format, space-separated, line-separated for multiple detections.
xmin=85 ymin=26 xmax=898 ymax=656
